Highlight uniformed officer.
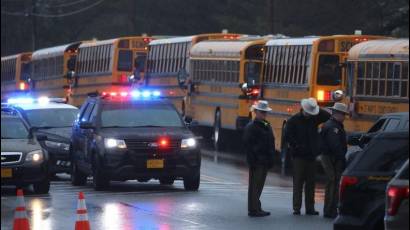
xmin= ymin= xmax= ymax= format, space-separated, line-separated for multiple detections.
xmin=285 ymin=98 xmax=331 ymax=216
xmin=320 ymin=103 xmax=349 ymax=218
xmin=243 ymin=100 xmax=275 ymax=217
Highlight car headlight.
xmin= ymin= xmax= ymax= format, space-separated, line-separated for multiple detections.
xmin=25 ymin=150 xmax=44 ymax=163
xmin=104 ymin=138 xmax=127 ymax=149
xmin=181 ymin=138 xmax=197 ymax=149
xmin=44 ymin=141 xmax=70 ymax=151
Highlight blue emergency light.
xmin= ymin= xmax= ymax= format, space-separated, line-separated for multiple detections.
xmin=6 ymin=96 xmax=66 ymax=105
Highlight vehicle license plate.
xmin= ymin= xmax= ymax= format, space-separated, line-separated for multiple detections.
xmin=147 ymin=159 xmax=164 ymax=169
xmin=1 ymin=168 xmax=12 ymax=178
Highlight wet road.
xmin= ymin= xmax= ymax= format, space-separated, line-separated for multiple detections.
xmin=1 ymin=155 xmax=332 ymax=230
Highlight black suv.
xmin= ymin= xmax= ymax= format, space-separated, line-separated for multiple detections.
xmin=334 ymin=131 xmax=408 ymax=230
xmin=1 ymin=113 xmax=50 ymax=194
xmin=70 ymin=92 xmax=201 ymax=191
xmin=347 ymin=112 xmax=409 ymax=163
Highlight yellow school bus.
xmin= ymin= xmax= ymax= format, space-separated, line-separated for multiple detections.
xmin=1 ymin=52 xmax=32 ymax=100
xmin=146 ymin=33 xmax=242 ymax=113
xmin=30 ymin=42 xmax=82 ymax=99
xmin=69 ymin=36 xmax=153 ymax=106
xmin=345 ymin=39 xmax=409 ymax=132
xmin=260 ymin=35 xmax=385 ymax=151
xmin=185 ymin=38 xmax=267 ymax=149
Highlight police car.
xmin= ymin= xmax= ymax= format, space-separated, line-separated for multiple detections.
xmin=70 ymin=90 xmax=201 ymax=191
xmin=2 ymin=97 xmax=79 ymax=176
xmin=1 ymin=112 xmax=50 ymax=194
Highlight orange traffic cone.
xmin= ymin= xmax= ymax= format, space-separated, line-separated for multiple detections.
xmin=75 ymin=192 xmax=90 ymax=230
xmin=13 ymin=189 xmax=30 ymax=230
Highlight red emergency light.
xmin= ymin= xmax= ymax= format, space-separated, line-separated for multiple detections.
xmin=158 ymin=138 xmax=170 ymax=149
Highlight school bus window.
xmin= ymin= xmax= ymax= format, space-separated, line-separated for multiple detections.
xmin=150 ymin=46 xmax=155 ymax=73
xmin=287 ymin=46 xmax=292 ymax=83
xmin=117 ymin=50 xmax=133 ymax=72
xmin=175 ymin=44 xmax=179 ymax=71
xmin=279 ymin=46 xmax=285 ymax=83
xmin=157 ymin=45 xmax=162 ymax=73
xmin=118 ymin=39 xmax=129 ymax=49
xmin=156 ymin=46 xmax=161 ymax=73
xmin=174 ymin=45 xmax=178 ymax=72
xmin=172 ymin=46 xmax=178 ymax=73
xmin=84 ymin=50 xmax=89 ymax=73
xmin=102 ymin=46 xmax=107 ymax=72
xmin=401 ymin=63 xmax=409 ymax=98
xmin=161 ymin=45 xmax=166 ymax=73
xmin=177 ymin=45 xmax=181 ymax=70
xmin=204 ymin=61 xmax=209 ymax=81
xmin=317 ymin=55 xmax=341 ymax=86
xmin=168 ymin=44 xmax=172 ymax=72
xmin=95 ymin=48 xmax=100 ymax=73
xmin=100 ymin=46 xmax=105 ymax=72
xmin=164 ymin=44 xmax=169 ymax=73
xmin=246 ymin=62 xmax=261 ymax=85
xmin=135 ymin=52 xmax=147 ymax=73
xmin=95 ymin=47 xmax=100 ymax=72
xmin=371 ymin=62 xmax=379 ymax=96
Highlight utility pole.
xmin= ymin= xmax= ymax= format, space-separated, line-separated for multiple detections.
xmin=267 ymin=0 xmax=274 ymax=34
xmin=31 ymin=0 xmax=37 ymax=51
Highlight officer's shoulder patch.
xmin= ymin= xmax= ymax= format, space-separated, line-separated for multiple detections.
xmin=333 ymin=128 xmax=339 ymax=134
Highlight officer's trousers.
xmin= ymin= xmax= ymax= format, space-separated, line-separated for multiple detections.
xmin=292 ymin=158 xmax=316 ymax=212
xmin=321 ymin=155 xmax=345 ymax=216
xmin=248 ymin=166 xmax=268 ymax=213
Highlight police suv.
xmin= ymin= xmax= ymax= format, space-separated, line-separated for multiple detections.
xmin=2 ymin=97 xmax=79 ymax=176
xmin=70 ymin=90 xmax=201 ymax=191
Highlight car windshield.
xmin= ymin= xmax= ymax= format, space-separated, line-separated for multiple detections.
xmin=25 ymin=108 xmax=79 ymax=128
xmin=1 ymin=118 xmax=29 ymax=139
xmin=101 ymin=103 xmax=183 ymax=128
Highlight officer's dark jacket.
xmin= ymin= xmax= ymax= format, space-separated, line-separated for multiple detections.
xmin=321 ymin=118 xmax=347 ymax=161
xmin=285 ymin=109 xmax=331 ymax=160
xmin=243 ymin=119 xmax=276 ymax=167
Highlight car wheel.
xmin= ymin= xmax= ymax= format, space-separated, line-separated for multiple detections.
xmin=92 ymin=154 xmax=109 ymax=191
xmin=159 ymin=178 xmax=175 ymax=185
xmin=71 ymin=161 xmax=87 ymax=186
xmin=33 ymin=179 xmax=50 ymax=194
xmin=183 ymin=171 xmax=200 ymax=191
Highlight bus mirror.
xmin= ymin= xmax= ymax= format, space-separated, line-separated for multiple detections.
xmin=332 ymin=90 xmax=344 ymax=102
xmin=66 ymin=71 xmax=75 ymax=80
xmin=241 ymin=83 xmax=249 ymax=93
xmin=177 ymin=69 xmax=188 ymax=89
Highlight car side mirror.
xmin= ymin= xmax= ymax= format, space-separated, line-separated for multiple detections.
xmin=80 ymin=121 xmax=95 ymax=129
xmin=184 ymin=116 xmax=193 ymax=123
xmin=358 ymin=133 xmax=372 ymax=148
xmin=36 ymin=134 xmax=48 ymax=141
xmin=348 ymin=132 xmax=363 ymax=146
xmin=184 ymin=116 xmax=199 ymax=127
